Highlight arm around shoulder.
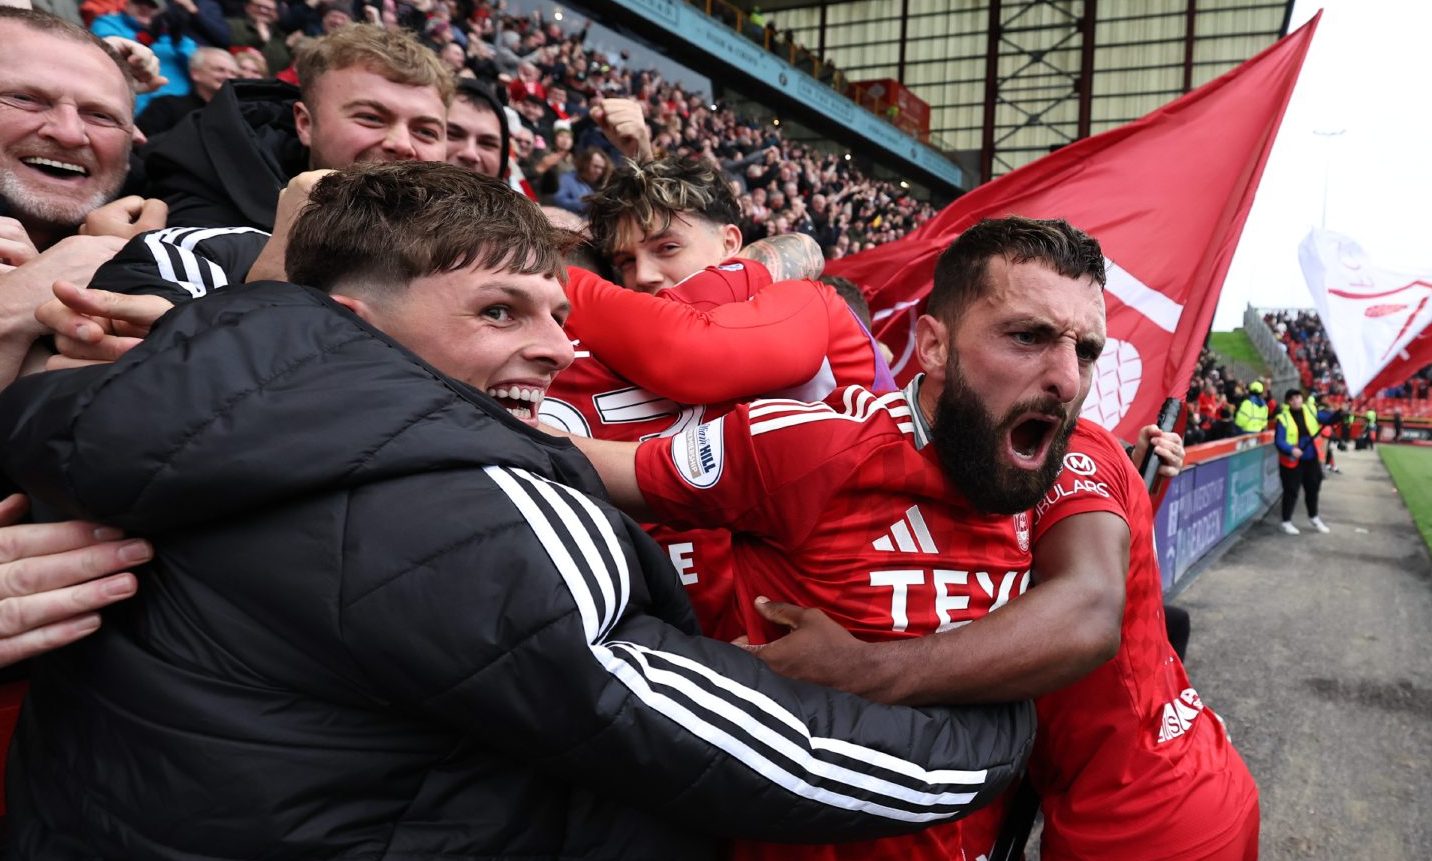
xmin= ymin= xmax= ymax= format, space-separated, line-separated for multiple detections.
xmin=338 ymin=469 xmax=1034 ymax=842
xmin=739 ymin=232 xmax=824 ymax=283
xmin=758 ymin=510 xmax=1129 ymax=707
xmin=566 ymin=271 xmax=830 ymax=404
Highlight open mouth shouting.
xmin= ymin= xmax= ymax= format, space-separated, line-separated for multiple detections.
xmin=19 ymin=155 xmax=91 ymax=183
xmin=485 ymin=383 xmax=546 ymax=425
xmin=1005 ymin=411 xmax=1064 ymax=469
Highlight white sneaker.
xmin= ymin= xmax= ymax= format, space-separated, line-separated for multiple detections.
xmin=1309 ymin=516 xmax=1331 ymax=533
xmin=1280 ymin=521 xmax=1301 ymax=535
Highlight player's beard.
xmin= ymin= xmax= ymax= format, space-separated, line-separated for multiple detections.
xmin=930 ymin=357 xmax=1076 ymax=515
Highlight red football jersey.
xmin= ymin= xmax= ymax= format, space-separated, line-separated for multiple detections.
xmin=542 ymin=263 xmax=771 ymax=442
xmin=635 ymin=379 xmax=1032 ymax=861
xmin=1027 ymin=419 xmax=1259 ymax=860
xmin=545 ymin=262 xmax=894 ymax=640
xmin=551 ymin=261 xmax=895 ymax=425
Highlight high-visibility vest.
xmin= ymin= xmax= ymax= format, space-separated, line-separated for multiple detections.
xmin=1234 ymin=396 xmax=1268 ymax=433
xmin=1276 ymin=404 xmax=1321 ymax=468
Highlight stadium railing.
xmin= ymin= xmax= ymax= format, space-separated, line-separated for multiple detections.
xmin=1156 ymin=431 xmax=1278 ymax=597
xmin=1242 ymin=304 xmax=1301 ymax=396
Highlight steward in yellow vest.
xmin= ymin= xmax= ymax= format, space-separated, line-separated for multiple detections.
xmin=1275 ymin=389 xmax=1334 ymax=534
xmin=1233 ymin=381 xmax=1268 ymax=433
xmin=1275 ymin=396 xmax=1322 ymax=469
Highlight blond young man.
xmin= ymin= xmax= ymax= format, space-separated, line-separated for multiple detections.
xmin=144 ymin=23 xmax=453 ymax=229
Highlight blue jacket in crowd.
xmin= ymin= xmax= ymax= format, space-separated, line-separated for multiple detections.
xmin=91 ymin=13 xmax=198 ymax=113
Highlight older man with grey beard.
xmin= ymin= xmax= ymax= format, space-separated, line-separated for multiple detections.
xmin=0 ymin=6 xmax=164 ymax=668
xmin=0 ymin=8 xmax=169 ymax=385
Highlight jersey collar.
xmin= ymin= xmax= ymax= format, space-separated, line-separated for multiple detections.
xmin=904 ymin=374 xmax=933 ymax=451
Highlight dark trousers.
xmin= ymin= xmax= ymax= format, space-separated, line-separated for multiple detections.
xmin=1280 ymin=458 xmax=1323 ymax=521
xmin=1164 ymin=604 xmax=1191 ymax=660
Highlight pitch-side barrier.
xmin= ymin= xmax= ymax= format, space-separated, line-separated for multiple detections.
xmin=1155 ymin=432 xmax=1278 ymax=597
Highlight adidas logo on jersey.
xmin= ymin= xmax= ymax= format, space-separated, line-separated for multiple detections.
xmin=1156 ymin=687 xmax=1205 ymax=744
xmin=872 ymin=505 xmax=939 ymax=554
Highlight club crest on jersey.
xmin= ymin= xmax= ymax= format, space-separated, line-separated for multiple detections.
xmin=1063 ymin=452 xmax=1098 ymax=476
xmin=673 ymin=417 xmax=725 ymax=488
xmin=1013 ymin=511 xmax=1030 ymax=553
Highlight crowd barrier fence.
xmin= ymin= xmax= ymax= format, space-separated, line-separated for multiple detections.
xmin=1241 ymin=304 xmax=1301 ymax=396
xmin=1155 ymin=431 xmax=1278 ymax=596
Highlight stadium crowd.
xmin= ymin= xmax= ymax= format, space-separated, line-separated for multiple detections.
xmin=1180 ymin=308 xmax=1432 ymax=455
xmin=1185 ymin=337 xmax=1346 ymax=446
xmin=1184 ymin=344 xmax=1254 ymax=443
xmin=0 ymin=4 xmax=1267 ymax=859
xmin=1383 ymin=365 xmax=1432 ymax=400
xmin=1265 ymin=308 xmax=1431 ymax=408
xmin=61 ymin=0 xmax=936 ymax=258
xmin=1264 ymin=309 xmax=1348 ymax=398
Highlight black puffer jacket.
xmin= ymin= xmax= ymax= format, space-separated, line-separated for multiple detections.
xmin=0 ymin=282 xmax=1034 ymax=859
xmin=143 ymin=79 xmax=308 ymax=230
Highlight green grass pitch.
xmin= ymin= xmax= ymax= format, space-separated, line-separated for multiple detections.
xmin=1380 ymin=445 xmax=1432 ymax=555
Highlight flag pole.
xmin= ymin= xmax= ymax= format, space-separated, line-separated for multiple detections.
xmin=1312 ymin=128 xmax=1345 ymax=229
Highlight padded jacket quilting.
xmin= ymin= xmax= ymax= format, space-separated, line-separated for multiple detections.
xmin=0 ymin=282 xmax=1035 ymax=859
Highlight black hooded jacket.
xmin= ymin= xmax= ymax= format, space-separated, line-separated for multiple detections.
xmin=0 ymin=277 xmax=1034 ymax=859
xmin=142 ymin=78 xmax=517 ymax=231
xmin=143 ymin=79 xmax=309 ymax=230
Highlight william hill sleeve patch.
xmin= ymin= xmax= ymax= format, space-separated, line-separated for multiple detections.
xmin=672 ymin=417 xmax=726 ymax=489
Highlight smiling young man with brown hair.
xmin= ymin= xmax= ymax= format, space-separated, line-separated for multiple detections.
xmin=586 ymin=155 xmax=754 ymax=294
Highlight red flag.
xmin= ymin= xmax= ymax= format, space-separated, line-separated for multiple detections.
xmin=1362 ymin=326 xmax=1432 ymax=399
xmin=828 ymin=14 xmax=1320 ymax=442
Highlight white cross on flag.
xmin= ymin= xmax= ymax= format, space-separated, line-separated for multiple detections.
xmin=826 ymin=15 xmax=1320 ymax=442
xmin=1298 ymin=228 xmax=1432 ymax=398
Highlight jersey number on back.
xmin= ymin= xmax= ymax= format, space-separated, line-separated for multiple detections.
xmin=541 ymin=386 xmax=706 ymax=440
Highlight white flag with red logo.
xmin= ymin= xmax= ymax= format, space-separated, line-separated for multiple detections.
xmin=826 ymin=15 xmax=1319 ymax=441
xmin=1298 ymin=228 xmax=1432 ymax=397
